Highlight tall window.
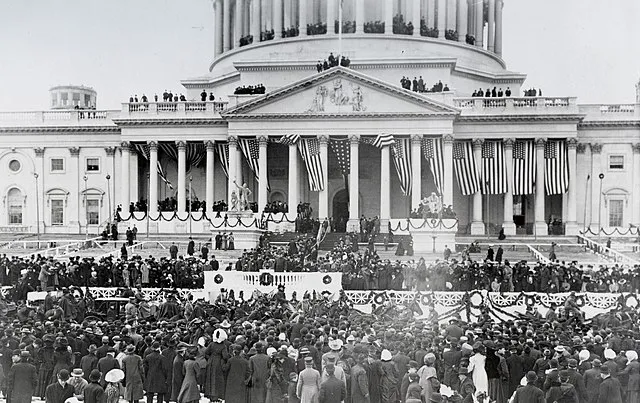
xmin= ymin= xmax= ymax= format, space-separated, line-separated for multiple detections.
xmin=51 ymin=200 xmax=64 ymax=225
xmin=87 ymin=199 xmax=99 ymax=225
xmin=609 ymin=200 xmax=623 ymax=227
xmin=7 ymin=188 xmax=23 ymax=225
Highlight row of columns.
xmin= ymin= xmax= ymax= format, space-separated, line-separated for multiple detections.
xmin=213 ymin=0 xmax=504 ymax=58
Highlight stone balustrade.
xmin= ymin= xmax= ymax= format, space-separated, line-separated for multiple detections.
xmin=121 ymin=101 xmax=229 ymax=117
xmin=453 ymin=96 xmax=579 ymax=115
xmin=0 ymin=110 xmax=119 ymax=126
xmin=579 ymin=103 xmax=640 ymax=121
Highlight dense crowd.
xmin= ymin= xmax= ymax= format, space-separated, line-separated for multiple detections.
xmin=121 ymin=199 xmax=230 ymax=214
xmin=234 ymin=84 xmax=267 ymax=95
xmin=472 ymin=87 xmax=513 ymax=98
xmin=316 ymin=53 xmax=351 ymax=72
xmin=401 ymin=77 xmax=450 ymax=93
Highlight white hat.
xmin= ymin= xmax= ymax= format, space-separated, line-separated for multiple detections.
xmin=278 ymin=333 xmax=287 ymax=341
xmin=626 ymin=350 xmax=638 ymax=362
xmin=197 ymin=337 xmax=207 ymax=347
xmin=266 ymin=347 xmax=277 ymax=357
xmin=381 ymin=349 xmax=392 ymax=361
xmin=578 ymin=349 xmax=590 ymax=362
xmin=213 ymin=329 xmax=228 ymax=343
xmin=604 ymin=349 xmax=616 ymax=360
xmin=346 ymin=335 xmax=355 ymax=342
xmin=329 ymin=339 xmax=343 ymax=351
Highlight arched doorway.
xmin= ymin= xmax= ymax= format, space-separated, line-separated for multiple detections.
xmin=332 ymin=189 xmax=349 ymax=232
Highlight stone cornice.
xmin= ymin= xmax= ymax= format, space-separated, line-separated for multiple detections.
xmin=578 ymin=120 xmax=640 ymax=129
xmin=456 ymin=114 xmax=584 ymax=123
xmin=111 ymin=118 xmax=228 ymax=127
xmin=0 ymin=126 xmax=120 ymax=134
xmin=223 ymin=112 xmax=457 ymax=120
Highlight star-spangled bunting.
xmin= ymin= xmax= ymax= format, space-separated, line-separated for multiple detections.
xmin=330 ymin=138 xmax=350 ymax=176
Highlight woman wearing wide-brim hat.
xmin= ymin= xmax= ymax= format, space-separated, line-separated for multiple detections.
xmin=104 ymin=369 xmax=124 ymax=403
xmin=121 ymin=345 xmax=145 ymax=403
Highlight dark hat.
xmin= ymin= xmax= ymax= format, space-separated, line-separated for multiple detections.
xmin=559 ymin=370 xmax=570 ymax=380
xmin=526 ymin=371 xmax=537 ymax=383
xmin=600 ymin=365 xmax=610 ymax=374
xmin=58 ymin=369 xmax=70 ymax=381
xmin=592 ymin=359 xmax=602 ymax=367
xmin=89 ymin=369 xmax=101 ymax=382
xmin=567 ymin=358 xmax=578 ymax=368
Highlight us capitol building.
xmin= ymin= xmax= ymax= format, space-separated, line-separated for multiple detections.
xmin=1 ymin=0 xmax=638 ymax=238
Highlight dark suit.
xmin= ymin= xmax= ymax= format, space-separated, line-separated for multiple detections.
xmin=83 ymin=382 xmax=105 ymax=403
xmin=566 ymin=368 xmax=588 ymax=403
xmin=7 ymin=361 xmax=38 ymax=403
xmin=97 ymin=355 xmax=120 ymax=387
xmin=511 ymin=383 xmax=544 ymax=403
xmin=319 ymin=375 xmax=346 ymax=403
xmin=596 ymin=376 xmax=623 ymax=403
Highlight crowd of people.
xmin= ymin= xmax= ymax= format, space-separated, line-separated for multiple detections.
xmin=524 ymin=88 xmax=543 ymax=97
xmin=316 ymin=52 xmax=352 ymax=72
xmin=264 ymin=201 xmax=289 ymax=214
xmin=471 ymin=87 xmax=513 ymax=98
xmin=401 ymin=77 xmax=450 ymax=93
xmin=120 ymin=199 xmax=230 ymax=214
xmin=234 ymin=84 xmax=267 ymax=95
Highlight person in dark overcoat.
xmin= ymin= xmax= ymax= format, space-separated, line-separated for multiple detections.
xmin=223 ymin=344 xmax=250 ymax=403
xmin=510 ymin=371 xmax=545 ymax=403
xmin=84 ymin=369 xmax=105 ymax=403
xmin=122 ymin=344 xmax=145 ymax=403
xmin=161 ymin=339 xmax=178 ymax=402
xmin=45 ymin=369 xmax=75 ymax=403
xmin=143 ymin=342 xmax=169 ymax=403
xmin=98 ymin=348 xmax=120 ymax=388
xmin=37 ymin=335 xmax=56 ymax=398
xmin=177 ymin=350 xmax=201 ymax=403
xmin=7 ymin=351 xmax=38 ymax=403
xmin=170 ymin=344 xmax=187 ymax=402
xmin=596 ymin=365 xmax=623 ymax=403
xmin=318 ymin=364 xmax=346 ymax=403
xmin=249 ymin=342 xmax=270 ymax=403
xmin=204 ymin=329 xmax=229 ymax=401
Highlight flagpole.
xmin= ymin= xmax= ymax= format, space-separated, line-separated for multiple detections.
xmin=338 ymin=0 xmax=343 ymax=60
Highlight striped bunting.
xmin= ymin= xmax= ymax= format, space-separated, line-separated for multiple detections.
xmin=391 ymin=138 xmax=412 ymax=196
xmin=452 ymin=141 xmax=480 ymax=195
xmin=544 ymin=140 xmax=569 ymax=195
xmin=298 ymin=137 xmax=325 ymax=191
xmin=131 ymin=142 xmax=172 ymax=189
xmin=216 ymin=143 xmax=229 ymax=178
xmin=157 ymin=162 xmax=173 ymax=190
xmin=512 ymin=140 xmax=536 ymax=195
xmin=186 ymin=143 xmax=205 ymax=168
xmin=422 ymin=137 xmax=444 ymax=195
xmin=329 ymin=138 xmax=350 ymax=176
xmin=238 ymin=137 xmax=260 ymax=181
xmin=372 ymin=134 xmax=395 ymax=148
xmin=278 ymin=134 xmax=300 ymax=145
xmin=481 ymin=140 xmax=508 ymax=194
xmin=158 ymin=142 xmax=178 ymax=162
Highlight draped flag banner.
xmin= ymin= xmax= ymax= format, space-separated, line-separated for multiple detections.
xmin=238 ymin=137 xmax=260 ymax=181
xmin=513 ymin=140 xmax=536 ymax=195
xmin=330 ymin=138 xmax=350 ymax=176
xmin=278 ymin=133 xmax=300 ymax=145
xmin=452 ymin=141 xmax=480 ymax=195
xmin=216 ymin=143 xmax=229 ymax=178
xmin=131 ymin=143 xmax=172 ymax=189
xmin=186 ymin=143 xmax=205 ymax=168
xmin=391 ymin=138 xmax=412 ymax=195
xmin=422 ymin=137 xmax=444 ymax=195
xmin=158 ymin=142 xmax=178 ymax=162
xmin=298 ymin=138 xmax=324 ymax=191
xmin=372 ymin=133 xmax=395 ymax=148
xmin=481 ymin=140 xmax=507 ymax=194
xmin=157 ymin=163 xmax=173 ymax=190
xmin=545 ymin=139 xmax=569 ymax=195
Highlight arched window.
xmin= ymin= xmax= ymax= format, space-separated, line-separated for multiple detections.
xmin=7 ymin=188 xmax=23 ymax=225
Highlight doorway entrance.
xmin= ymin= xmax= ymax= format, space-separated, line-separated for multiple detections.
xmin=332 ymin=189 xmax=349 ymax=232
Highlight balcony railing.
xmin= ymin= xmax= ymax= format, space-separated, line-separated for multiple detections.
xmin=453 ymin=96 xmax=579 ymax=115
xmin=0 ymin=110 xmax=119 ymax=126
xmin=122 ymin=101 xmax=228 ymax=117
xmin=579 ymin=103 xmax=640 ymax=121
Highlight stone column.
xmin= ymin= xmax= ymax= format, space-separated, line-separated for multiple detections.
xmin=457 ymin=0 xmax=467 ymax=42
xmin=227 ymin=137 xmax=238 ymax=207
xmin=467 ymin=0 xmax=474 ymax=38
xmin=446 ymin=0 xmax=456 ymax=32
xmin=487 ymin=0 xmax=495 ymax=52
xmin=223 ymin=0 xmax=232 ymax=51
xmin=120 ymin=142 xmax=131 ymax=209
xmin=299 ymin=0 xmax=307 ymax=36
xmin=590 ymin=143 xmax=603 ymax=229
xmin=442 ymin=135 xmax=454 ymax=207
xmin=284 ymin=0 xmax=292 ymax=31
xmin=565 ymin=138 xmax=578 ymax=235
xmin=318 ymin=135 xmax=329 ymax=219
xmin=385 ymin=0 xmax=394 ymax=35
xmin=69 ymin=147 xmax=80 ymax=229
xmin=534 ymin=138 xmax=547 ymax=235
xmin=474 ymin=0 xmax=483 ymax=48
xmin=633 ymin=144 xmax=640 ymax=226
xmin=273 ymin=0 xmax=283 ymax=38
xmin=495 ymin=0 xmax=503 ymax=55
xmin=426 ymin=0 xmax=435 ymax=29
xmin=206 ymin=141 xmax=215 ymax=213
xmin=251 ymin=0 xmax=261 ymax=42
xmin=411 ymin=135 xmax=422 ymax=211
xmin=149 ymin=141 xmax=158 ymax=212
xmin=327 ymin=0 xmax=335 ymax=34
xmin=502 ymin=139 xmax=516 ymax=235
xmin=355 ymin=0 xmax=364 ymax=33
xmin=176 ymin=141 xmax=186 ymax=212
xmin=412 ymin=0 xmax=421 ymax=36
xmin=380 ymin=145 xmax=391 ymax=227
xmin=235 ymin=0 xmax=245 ymax=46
xmin=436 ymin=0 xmax=445 ymax=38
xmin=258 ymin=136 xmax=268 ymax=212
xmin=288 ymin=143 xmax=300 ymax=215
xmin=214 ymin=0 xmax=224 ymax=56
xmin=470 ymin=139 xmax=485 ymax=234
xmin=347 ymin=135 xmax=360 ymax=231
xmin=576 ymin=143 xmax=590 ymax=230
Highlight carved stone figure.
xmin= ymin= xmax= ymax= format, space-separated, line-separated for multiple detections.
xmin=233 ymin=180 xmax=252 ymax=210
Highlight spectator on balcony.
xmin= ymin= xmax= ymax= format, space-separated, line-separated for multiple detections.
xmin=209 ymin=92 xmax=215 ymax=101
xmin=443 ymin=84 xmax=449 ymax=92
xmin=491 ymin=87 xmax=497 ymax=97
xmin=154 ymin=94 xmax=158 ymax=102
xmin=141 ymin=95 xmax=148 ymax=103
xmin=129 ymin=96 xmax=134 ymax=103
xmin=417 ymin=76 xmax=425 ymax=92
xmin=179 ymin=94 xmax=186 ymax=102
xmin=412 ymin=77 xmax=418 ymax=92
xmin=497 ymin=88 xmax=503 ymax=97
xmin=162 ymin=90 xmax=168 ymax=101
xmin=505 ymin=87 xmax=512 ymax=97
xmin=201 ymin=90 xmax=207 ymax=102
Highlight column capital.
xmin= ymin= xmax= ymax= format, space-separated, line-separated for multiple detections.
xmin=318 ymin=135 xmax=329 ymax=145
xmin=205 ymin=140 xmax=215 ymax=150
xmin=535 ymin=138 xmax=546 ymax=148
xmin=228 ymin=136 xmax=238 ymax=147
xmin=576 ymin=143 xmax=587 ymax=154
xmin=148 ymin=141 xmax=158 ymax=151
xmin=34 ymin=147 xmax=45 ymax=157
xmin=633 ymin=143 xmax=640 ymax=154
xmin=567 ymin=138 xmax=578 ymax=149
xmin=69 ymin=147 xmax=80 ymax=157
xmin=472 ymin=138 xmax=484 ymax=148
xmin=590 ymin=143 xmax=603 ymax=154
xmin=503 ymin=138 xmax=515 ymax=148
xmin=258 ymin=136 xmax=269 ymax=146
xmin=120 ymin=141 xmax=131 ymax=151
xmin=411 ymin=134 xmax=423 ymax=144
xmin=349 ymin=135 xmax=360 ymax=145
xmin=442 ymin=134 xmax=455 ymax=144
xmin=176 ymin=141 xmax=187 ymax=150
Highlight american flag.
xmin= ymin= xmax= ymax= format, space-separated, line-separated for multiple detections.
xmin=422 ymin=137 xmax=444 ymax=195
xmin=391 ymin=138 xmax=412 ymax=195
xmin=481 ymin=140 xmax=507 ymax=194
xmin=132 ymin=142 xmax=150 ymax=160
xmin=544 ymin=140 xmax=569 ymax=195
xmin=452 ymin=141 xmax=480 ymax=195
xmin=216 ymin=143 xmax=229 ymax=178
xmin=159 ymin=142 xmax=178 ymax=161
xmin=157 ymin=162 xmax=173 ymax=190
xmin=372 ymin=134 xmax=395 ymax=148
xmin=512 ymin=140 xmax=535 ymax=195
xmin=238 ymin=137 xmax=260 ymax=181
xmin=298 ymin=138 xmax=325 ymax=191
xmin=186 ymin=142 xmax=205 ymax=168
xmin=330 ymin=138 xmax=351 ymax=177
xmin=131 ymin=142 xmax=172 ymax=189
xmin=278 ymin=134 xmax=300 ymax=145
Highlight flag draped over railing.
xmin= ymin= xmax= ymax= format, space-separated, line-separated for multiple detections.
xmin=422 ymin=137 xmax=444 ymax=195
xmin=298 ymin=137 xmax=325 ymax=191
xmin=545 ymin=139 xmax=569 ymax=195
xmin=513 ymin=140 xmax=536 ymax=195
xmin=481 ymin=140 xmax=508 ymax=194
xmin=452 ymin=141 xmax=480 ymax=195
xmin=216 ymin=143 xmax=229 ymax=178
xmin=391 ymin=138 xmax=412 ymax=196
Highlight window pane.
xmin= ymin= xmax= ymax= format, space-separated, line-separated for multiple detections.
xmin=51 ymin=200 xmax=64 ymax=225
xmin=51 ymin=158 xmax=64 ymax=171
xmin=86 ymin=158 xmax=100 ymax=171
xmin=609 ymin=200 xmax=623 ymax=227
xmin=610 ymin=155 xmax=624 ymax=169
xmin=87 ymin=199 xmax=99 ymax=225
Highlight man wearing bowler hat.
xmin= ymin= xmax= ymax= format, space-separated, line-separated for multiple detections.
xmin=510 ymin=371 xmax=544 ymax=402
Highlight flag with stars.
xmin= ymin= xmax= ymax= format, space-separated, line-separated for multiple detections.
xmin=452 ymin=141 xmax=480 ymax=195
xmin=391 ymin=138 xmax=412 ymax=195
xmin=216 ymin=143 xmax=229 ymax=178
xmin=298 ymin=137 xmax=325 ymax=191
xmin=238 ymin=137 xmax=261 ymax=182
xmin=544 ymin=139 xmax=569 ymax=195
xmin=481 ymin=140 xmax=507 ymax=194
xmin=513 ymin=140 xmax=535 ymax=195
xmin=278 ymin=134 xmax=300 ymax=145
xmin=330 ymin=138 xmax=351 ymax=176
xmin=422 ymin=137 xmax=444 ymax=195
